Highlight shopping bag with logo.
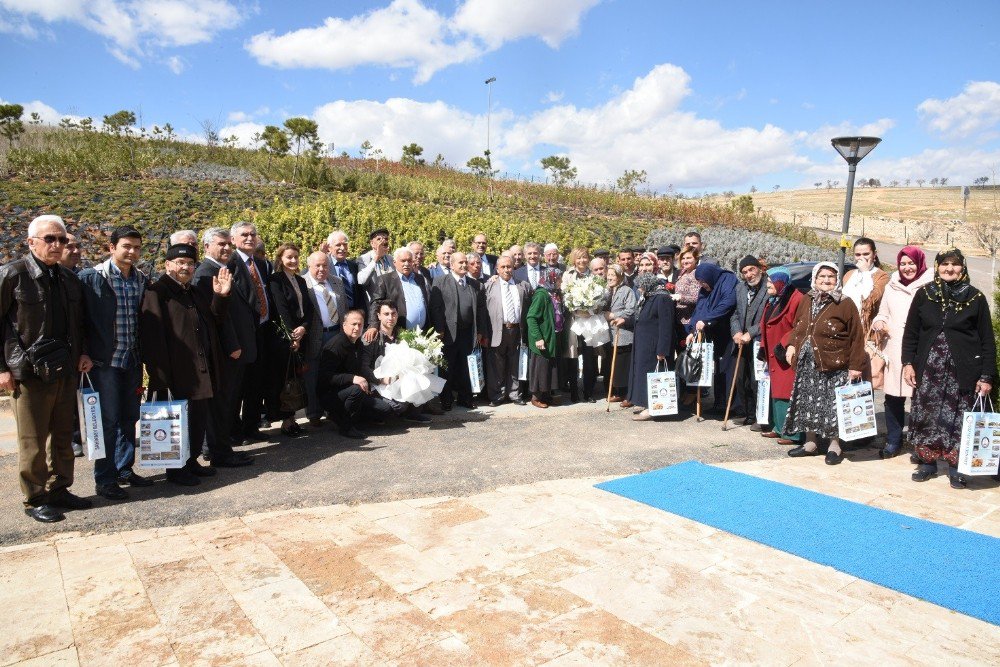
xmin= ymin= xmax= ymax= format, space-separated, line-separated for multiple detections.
xmin=646 ymin=361 xmax=678 ymax=416
xmin=753 ymin=341 xmax=767 ymax=381
xmin=834 ymin=380 xmax=878 ymax=441
xmin=467 ymin=347 xmax=485 ymax=394
xmin=137 ymin=392 xmax=189 ymax=469
xmin=517 ymin=345 xmax=529 ymax=381
xmin=958 ymin=396 xmax=1000 ymax=476
xmin=756 ymin=373 xmax=770 ymax=425
xmin=694 ymin=341 xmax=715 ymax=387
xmin=76 ymin=372 xmax=105 ymax=461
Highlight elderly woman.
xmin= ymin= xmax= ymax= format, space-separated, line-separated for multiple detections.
xmin=871 ymin=246 xmax=933 ymax=459
xmin=627 ymin=272 xmax=676 ymax=421
xmin=903 ymin=248 xmax=995 ymax=488
xmin=684 ymin=262 xmax=738 ymax=413
xmin=605 ymin=264 xmax=638 ymax=404
xmin=560 ymin=247 xmax=604 ymax=402
xmin=784 ymin=262 xmax=867 ymax=465
xmin=758 ymin=268 xmax=804 ymax=445
xmin=525 ymin=281 xmax=563 ymax=408
xmin=636 ymin=251 xmax=659 ymax=275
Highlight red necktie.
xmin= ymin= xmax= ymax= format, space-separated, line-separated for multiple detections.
xmin=247 ymin=258 xmax=267 ymax=319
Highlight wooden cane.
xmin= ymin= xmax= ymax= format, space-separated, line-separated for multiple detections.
xmin=722 ymin=342 xmax=744 ymax=431
xmin=695 ymin=332 xmax=704 ymax=422
xmin=606 ymin=326 xmax=620 ymax=412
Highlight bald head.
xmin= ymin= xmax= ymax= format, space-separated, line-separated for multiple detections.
xmin=307 ymin=251 xmax=330 ymax=282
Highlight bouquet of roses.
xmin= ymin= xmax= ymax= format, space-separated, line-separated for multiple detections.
xmin=563 ymin=274 xmax=608 ymax=314
xmin=374 ymin=327 xmax=446 ymax=406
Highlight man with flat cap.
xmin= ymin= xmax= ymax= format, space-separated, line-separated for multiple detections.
xmin=357 ymin=228 xmax=393 ymax=302
xmin=657 ymin=246 xmax=680 ymax=285
xmin=593 ymin=249 xmax=610 ymax=262
xmin=139 ymin=244 xmax=234 ymax=486
xmin=726 ymin=254 xmax=768 ymax=428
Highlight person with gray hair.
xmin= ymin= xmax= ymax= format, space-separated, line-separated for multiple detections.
xmin=170 ymin=229 xmax=198 ymax=247
xmin=428 ymin=243 xmax=453 ymax=280
xmin=325 ymin=229 xmax=363 ymax=312
xmin=514 ymin=242 xmax=544 ymax=288
xmin=508 ymin=245 xmax=525 ymax=270
xmin=364 ymin=246 xmax=429 ymax=341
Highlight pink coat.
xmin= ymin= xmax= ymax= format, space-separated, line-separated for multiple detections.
xmin=870 ymin=270 xmax=934 ymax=397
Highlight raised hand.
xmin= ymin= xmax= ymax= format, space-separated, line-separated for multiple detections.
xmin=213 ymin=267 xmax=233 ymax=296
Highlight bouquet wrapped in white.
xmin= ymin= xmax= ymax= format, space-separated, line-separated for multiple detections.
xmin=373 ymin=328 xmax=446 ymax=406
xmin=563 ymin=274 xmax=610 ymax=347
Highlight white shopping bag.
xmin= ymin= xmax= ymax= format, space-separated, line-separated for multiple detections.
xmin=517 ymin=346 xmax=529 ymax=381
xmin=137 ymin=393 xmax=189 ymax=469
xmin=646 ymin=362 xmax=678 ymax=416
xmin=76 ymin=372 xmax=105 ymax=461
xmin=694 ymin=341 xmax=715 ymax=387
xmin=834 ymin=380 xmax=878 ymax=441
xmin=467 ymin=348 xmax=485 ymax=394
xmin=958 ymin=396 xmax=1000 ymax=476
xmin=753 ymin=341 xmax=767 ymax=381
xmin=756 ymin=374 xmax=770 ymax=425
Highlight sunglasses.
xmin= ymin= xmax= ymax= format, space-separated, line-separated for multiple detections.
xmin=32 ymin=235 xmax=69 ymax=245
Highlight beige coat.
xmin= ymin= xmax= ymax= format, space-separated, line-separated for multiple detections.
xmin=870 ymin=270 xmax=933 ymax=397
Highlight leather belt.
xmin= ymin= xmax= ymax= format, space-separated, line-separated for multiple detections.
xmin=503 ymin=322 xmax=520 ymax=329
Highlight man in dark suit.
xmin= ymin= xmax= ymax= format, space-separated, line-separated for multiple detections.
xmin=430 ymin=252 xmax=488 ymax=410
xmin=303 ymin=251 xmax=348 ymax=426
xmin=317 ymin=310 xmax=397 ymax=439
xmin=192 ymin=227 xmax=253 ymax=467
xmin=226 ymin=221 xmax=274 ymax=441
xmin=657 ymin=245 xmax=680 ymax=284
xmin=471 ymin=233 xmax=499 ymax=278
xmin=325 ymin=230 xmax=366 ymax=316
xmin=427 ymin=241 xmax=453 ymax=280
xmin=513 ymin=242 xmax=544 ymax=289
xmin=365 ymin=247 xmax=429 ymax=337
xmin=408 ymin=241 xmax=432 ymax=283
xmin=484 ymin=256 xmax=531 ymax=406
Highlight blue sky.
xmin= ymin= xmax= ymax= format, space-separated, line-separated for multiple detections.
xmin=2 ymin=0 xmax=999 ymax=193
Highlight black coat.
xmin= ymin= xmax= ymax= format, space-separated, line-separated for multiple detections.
xmin=626 ymin=293 xmax=676 ymax=407
xmin=317 ymin=332 xmax=377 ymax=394
xmin=193 ymin=258 xmax=240 ymax=358
xmin=269 ymin=271 xmax=314 ymax=335
xmin=368 ymin=271 xmax=429 ymax=326
xmin=901 ymin=285 xmax=996 ymax=392
xmin=225 ymin=253 xmax=273 ymax=363
xmin=429 ymin=274 xmax=488 ymax=346
xmin=328 ymin=257 xmax=367 ymax=316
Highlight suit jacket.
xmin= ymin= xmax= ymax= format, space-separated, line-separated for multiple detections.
xmin=357 ymin=250 xmax=393 ymax=295
xmin=193 ymin=258 xmax=241 ymax=359
xmin=416 ymin=266 xmax=432 ymax=284
xmin=317 ymin=332 xmax=376 ymax=394
xmin=477 ymin=253 xmax=500 ymax=277
xmin=139 ymin=275 xmax=226 ymax=401
xmin=484 ymin=279 xmax=531 ymax=347
xmin=368 ymin=271 xmax=429 ymax=328
xmin=303 ymin=273 xmax=348 ymax=359
xmin=513 ymin=263 xmax=545 ymax=289
xmin=269 ymin=272 xmax=314 ymax=344
xmin=428 ymin=263 xmax=450 ymax=280
xmin=326 ymin=256 xmax=366 ymax=315
xmin=429 ymin=274 xmax=487 ymax=347
xmin=729 ymin=280 xmax=769 ymax=340
xmin=227 ymin=251 xmax=274 ymax=350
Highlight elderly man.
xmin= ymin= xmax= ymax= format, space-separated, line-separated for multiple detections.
xmin=589 ymin=256 xmax=607 ymax=279
xmin=366 ymin=247 xmax=429 ymax=339
xmin=59 ymin=232 xmax=82 ymax=273
xmin=484 ymin=256 xmax=531 ymax=407
xmin=192 ymin=228 xmax=254 ymax=467
xmin=408 ymin=241 xmax=431 ymax=282
xmin=357 ymin=228 xmax=393 ymax=299
xmin=227 ymin=221 xmax=273 ymax=442
xmin=303 ymin=251 xmax=348 ymax=426
xmin=139 ymin=244 xmax=233 ymax=486
xmin=170 ymin=229 xmax=198 ymax=247
xmin=508 ymin=245 xmax=525 ymax=270
xmin=430 ymin=252 xmax=488 ymax=410
xmin=466 ymin=252 xmax=486 ymax=284
xmin=658 ymin=245 xmax=680 ymax=284
xmin=727 ymin=255 xmax=769 ymax=428
xmin=317 ymin=310 xmax=396 ymax=439
xmin=78 ymin=225 xmax=150 ymax=500
xmin=1 ymin=215 xmax=93 ymax=522
xmin=325 ymin=230 xmax=364 ymax=312
xmin=513 ymin=242 xmax=543 ymax=288
xmin=428 ymin=242 xmax=453 ymax=280
xmin=471 ymin=233 xmax=498 ymax=277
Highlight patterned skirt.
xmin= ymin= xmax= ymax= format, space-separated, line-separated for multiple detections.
xmin=909 ymin=333 xmax=975 ymax=466
xmin=785 ymin=341 xmax=848 ymax=439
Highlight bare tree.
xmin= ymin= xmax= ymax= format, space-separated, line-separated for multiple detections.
xmin=199 ymin=118 xmax=219 ymax=147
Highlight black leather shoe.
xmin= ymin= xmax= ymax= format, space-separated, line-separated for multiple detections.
xmin=340 ymin=427 xmax=366 ymax=440
xmin=280 ymin=425 xmax=305 ymax=437
xmin=25 ymin=505 xmax=64 ymax=523
xmin=788 ymin=446 xmax=820 ymax=458
xmin=512 ymin=399 xmax=527 ymax=406
xmin=187 ymin=461 xmax=217 ymax=477
xmin=911 ymin=465 xmax=937 ymax=482
xmin=457 ymin=400 xmax=476 ymax=409
xmin=243 ymin=429 xmax=267 ymax=443
xmin=878 ymin=446 xmax=899 ymax=460
xmin=404 ymin=413 xmax=432 ymax=423
xmin=825 ymin=451 xmax=843 ymax=465
xmin=96 ymin=483 xmax=129 ymax=501
xmin=487 ymin=401 xmax=502 ymax=408
xmin=117 ymin=471 xmax=153 ymax=487
xmin=440 ymin=402 xmax=453 ymax=412
xmin=949 ymin=474 xmax=968 ymax=489
xmin=49 ymin=492 xmax=94 ymax=510
xmin=166 ymin=469 xmax=201 ymax=486
xmin=213 ymin=453 xmax=254 ymax=467
xmin=743 ymin=416 xmax=755 ymax=426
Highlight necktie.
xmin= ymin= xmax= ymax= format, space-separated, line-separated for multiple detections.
xmin=247 ymin=258 xmax=267 ymax=319
xmin=319 ymin=283 xmax=337 ymax=324
xmin=503 ymin=283 xmax=516 ymax=322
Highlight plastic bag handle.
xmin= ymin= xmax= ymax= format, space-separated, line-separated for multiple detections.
xmin=79 ymin=371 xmax=93 ymax=390
xmin=654 ymin=359 xmax=666 ymax=373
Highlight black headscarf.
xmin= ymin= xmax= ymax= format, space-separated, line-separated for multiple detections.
xmin=924 ymin=247 xmax=980 ymax=313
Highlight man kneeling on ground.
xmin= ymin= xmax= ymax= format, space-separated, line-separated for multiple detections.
xmin=362 ymin=300 xmax=432 ymax=424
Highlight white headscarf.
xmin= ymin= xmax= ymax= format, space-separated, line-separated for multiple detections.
xmin=842 ymin=259 xmax=875 ymax=311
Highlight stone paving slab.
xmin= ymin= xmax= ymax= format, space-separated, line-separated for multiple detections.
xmin=1 ymin=454 xmax=999 ymax=666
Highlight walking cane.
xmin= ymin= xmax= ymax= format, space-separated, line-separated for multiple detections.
xmin=722 ymin=342 xmax=744 ymax=431
xmin=606 ymin=326 xmax=620 ymax=412
xmin=695 ymin=332 xmax=704 ymax=422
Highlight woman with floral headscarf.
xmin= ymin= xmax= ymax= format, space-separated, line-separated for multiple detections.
xmin=783 ymin=262 xmax=867 ymax=465
xmin=902 ymin=248 xmax=995 ymax=488
xmin=870 ymin=246 xmax=933 ymax=459
xmin=758 ymin=267 xmax=804 ymax=445
xmin=627 ymin=272 xmax=676 ymax=421
xmin=636 ymin=252 xmax=659 ymax=275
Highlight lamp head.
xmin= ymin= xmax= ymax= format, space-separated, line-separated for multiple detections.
xmin=831 ymin=136 xmax=881 ymax=165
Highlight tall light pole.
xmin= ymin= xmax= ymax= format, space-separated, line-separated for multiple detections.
xmin=485 ymin=76 xmax=496 ymax=200
xmin=831 ymin=136 xmax=881 ymax=276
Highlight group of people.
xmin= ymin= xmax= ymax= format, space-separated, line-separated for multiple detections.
xmin=2 ymin=217 xmax=995 ymax=524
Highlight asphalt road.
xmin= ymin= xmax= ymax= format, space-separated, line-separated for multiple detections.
xmin=0 ymin=400 xmax=883 ymax=546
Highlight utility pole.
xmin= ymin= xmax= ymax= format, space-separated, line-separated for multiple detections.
xmin=485 ymin=76 xmax=496 ymax=201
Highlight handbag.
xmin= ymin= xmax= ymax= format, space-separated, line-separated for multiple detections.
xmin=26 ymin=338 xmax=72 ymax=383
xmin=864 ymin=325 xmax=886 ymax=390
xmin=279 ymin=355 xmax=307 ymax=413
xmin=676 ymin=337 xmax=703 ymax=385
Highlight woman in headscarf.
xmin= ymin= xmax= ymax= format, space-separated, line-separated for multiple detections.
xmin=684 ymin=262 xmax=738 ymax=413
xmin=758 ymin=267 xmax=804 ymax=445
xmin=902 ymin=248 xmax=995 ymax=488
xmin=605 ymin=264 xmax=638 ymax=405
xmin=636 ymin=252 xmax=659 ymax=275
xmin=525 ymin=278 xmax=563 ymax=409
xmin=627 ymin=272 xmax=676 ymax=421
xmin=784 ymin=262 xmax=867 ymax=465
xmin=870 ymin=246 xmax=933 ymax=459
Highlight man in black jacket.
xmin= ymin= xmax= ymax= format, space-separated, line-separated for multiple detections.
xmin=318 ymin=311 xmax=397 ymax=439
xmin=430 ymin=252 xmax=488 ymax=409
xmin=727 ymin=255 xmax=769 ymax=427
xmin=361 ymin=301 xmax=431 ymax=424
xmin=325 ymin=230 xmax=366 ymax=315
xmin=364 ymin=247 xmax=429 ymax=340
xmin=0 ymin=215 xmax=93 ymax=522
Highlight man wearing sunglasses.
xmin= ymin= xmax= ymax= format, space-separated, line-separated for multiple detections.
xmin=0 ymin=215 xmax=93 ymax=523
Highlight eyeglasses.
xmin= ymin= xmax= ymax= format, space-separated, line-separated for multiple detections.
xmin=32 ymin=235 xmax=69 ymax=245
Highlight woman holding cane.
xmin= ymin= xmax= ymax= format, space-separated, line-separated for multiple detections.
xmin=902 ymin=248 xmax=995 ymax=488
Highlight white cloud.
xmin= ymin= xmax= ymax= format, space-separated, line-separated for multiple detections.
xmin=918 ymin=81 xmax=1000 ymax=140
xmin=544 ymin=91 xmax=564 ymax=104
xmin=0 ymin=0 xmax=244 ymax=66
xmin=165 ymin=55 xmax=184 ymax=74
xmin=246 ymin=0 xmax=601 ymax=83
xmin=800 ymin=118 xmax=896 ymax=150
xmin=218 ymin=121 xmax=265 ymax=147
xmin=800 ymin=147 xmax=1000 ymax=189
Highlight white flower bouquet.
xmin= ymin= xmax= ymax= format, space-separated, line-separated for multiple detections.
xmin=563 ymin=275 xmax=611 ymax=347
xmin=373 ymin=327 xmax=446 ymax=406
xmin=397 ymin=327 xmax=446 ymax=368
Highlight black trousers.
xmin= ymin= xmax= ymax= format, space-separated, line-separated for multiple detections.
xmin=488 ymin=326 xmax=523 ymax=402
xmin=185 ymin=398 xmax=210 ymax=466
xmin=206 ymin=387 xmax=237 ymax=460
xmin=223 ymin=357 xmax=247 ymax=440
xmin=240 ymin=325 xmax=270 ymax=432
xmin=321 ymin=384 xmax=396 ymax=430
xmin=441 ymin=327 xmax=475 ymax=404
xmin=562 ymin=338 xmax=598 ymax=400
xmin=722 ymin=340 xmax=757 ymax=418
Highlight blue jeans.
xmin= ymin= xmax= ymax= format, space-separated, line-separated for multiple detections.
xmin=90 ymin=361 xmax=142 ymax=486
xmin=884 ymin=394 xmax=907 ymax=454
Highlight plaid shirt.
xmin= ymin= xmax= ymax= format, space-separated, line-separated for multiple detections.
xmin=106 ymin=261 xmax=141 ymax=368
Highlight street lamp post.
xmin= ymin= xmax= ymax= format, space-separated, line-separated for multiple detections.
xmin=485 ymin=76 xmax=496 ymax=200
xmin=831 ymin=136 xmax=881 ymax=276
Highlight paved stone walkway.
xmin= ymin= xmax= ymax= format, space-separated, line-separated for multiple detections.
xmin=2 ymin=454 xmax=999 ymax=666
